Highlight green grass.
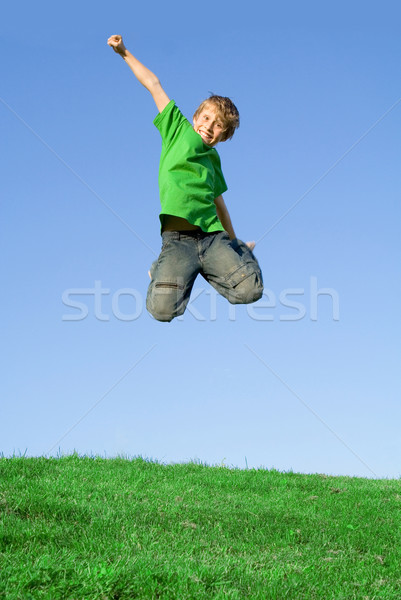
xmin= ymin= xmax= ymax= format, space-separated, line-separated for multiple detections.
xmin=0 ymin=455 xmax=400 ymax=599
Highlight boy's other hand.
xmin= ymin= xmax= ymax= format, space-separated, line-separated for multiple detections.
xmin=245 ymin=241 xmax=256 ymax=251
xmin=107 ymin=35 xmax=127 ymax=56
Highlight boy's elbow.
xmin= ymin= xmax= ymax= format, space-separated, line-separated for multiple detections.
xmin=147 ymin=78 xmax=162 ymax=92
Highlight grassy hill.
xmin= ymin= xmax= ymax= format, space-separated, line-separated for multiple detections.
xmin=0 ymin=455 xmax=400 ymax=599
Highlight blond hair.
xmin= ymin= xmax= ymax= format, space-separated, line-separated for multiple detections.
xmin=193 ymin=94 xmax=240 ymax=142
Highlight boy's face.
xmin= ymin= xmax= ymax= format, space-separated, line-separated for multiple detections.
xmin=193 ymin=104 xmax=225 ymax=147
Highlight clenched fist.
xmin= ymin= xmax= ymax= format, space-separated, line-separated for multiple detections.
xmin=107 ymin=35 xmax=127 ymax=56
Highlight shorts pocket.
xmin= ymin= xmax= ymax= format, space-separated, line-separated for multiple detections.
xmin=155 ymin=282 xmax=184 ymax=290
xmin=224 ymin=262 xmax=255 ymax=288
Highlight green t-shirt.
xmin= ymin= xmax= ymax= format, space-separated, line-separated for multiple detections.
xmin=153 ymin=100 xmax=227 ymax=232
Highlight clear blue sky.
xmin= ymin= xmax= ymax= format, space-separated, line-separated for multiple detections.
xmin=2 ymin=1 xmax=400 ymax=478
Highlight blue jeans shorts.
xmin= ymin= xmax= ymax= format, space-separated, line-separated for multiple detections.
xmin=146 ymin=230 xmax=263 ymax=322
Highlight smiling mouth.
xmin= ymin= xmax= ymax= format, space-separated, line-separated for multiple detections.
xmin=199 ymin=130 xmax=213 ymax=143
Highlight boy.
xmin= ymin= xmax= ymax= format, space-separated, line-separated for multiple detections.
xmin=107 ymin=35 xmax=263 ymax=322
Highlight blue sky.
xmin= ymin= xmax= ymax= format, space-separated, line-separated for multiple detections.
xmin=1 ymin=1 xmax=400 ymax=478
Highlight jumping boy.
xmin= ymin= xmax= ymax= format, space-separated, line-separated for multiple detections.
xmin=107 ymin=35 xmax=263 ymax=322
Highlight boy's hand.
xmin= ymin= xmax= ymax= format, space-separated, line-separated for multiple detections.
xmin=245 ymin=241 xmax=256 ymax=251
xmin=107 ymin=35 xmax=127 ymax=57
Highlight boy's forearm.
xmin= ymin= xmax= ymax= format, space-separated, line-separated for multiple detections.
xmin=119 ymin=49 xmax=160 ymax=91
xmin=221 ymin=217 xmax=236 ymax=240
xmin=215 ymin=199 xmax=236 ymax=240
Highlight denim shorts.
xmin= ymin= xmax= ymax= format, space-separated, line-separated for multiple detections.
xmin=146 ymin=230 xmax=263 ymax=322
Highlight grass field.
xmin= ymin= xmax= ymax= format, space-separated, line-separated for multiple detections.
xmin=0 ymin=455 xmax=400 ymax=599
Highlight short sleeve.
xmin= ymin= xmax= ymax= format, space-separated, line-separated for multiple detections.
xmin=153 ymin=100 xmax=189 ymax=148
xmin=213 ymin=152 xmax=228 ymax=197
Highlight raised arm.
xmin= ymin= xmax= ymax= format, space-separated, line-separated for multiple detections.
xmin=107 ymin=35 xmax=170 ymax=113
